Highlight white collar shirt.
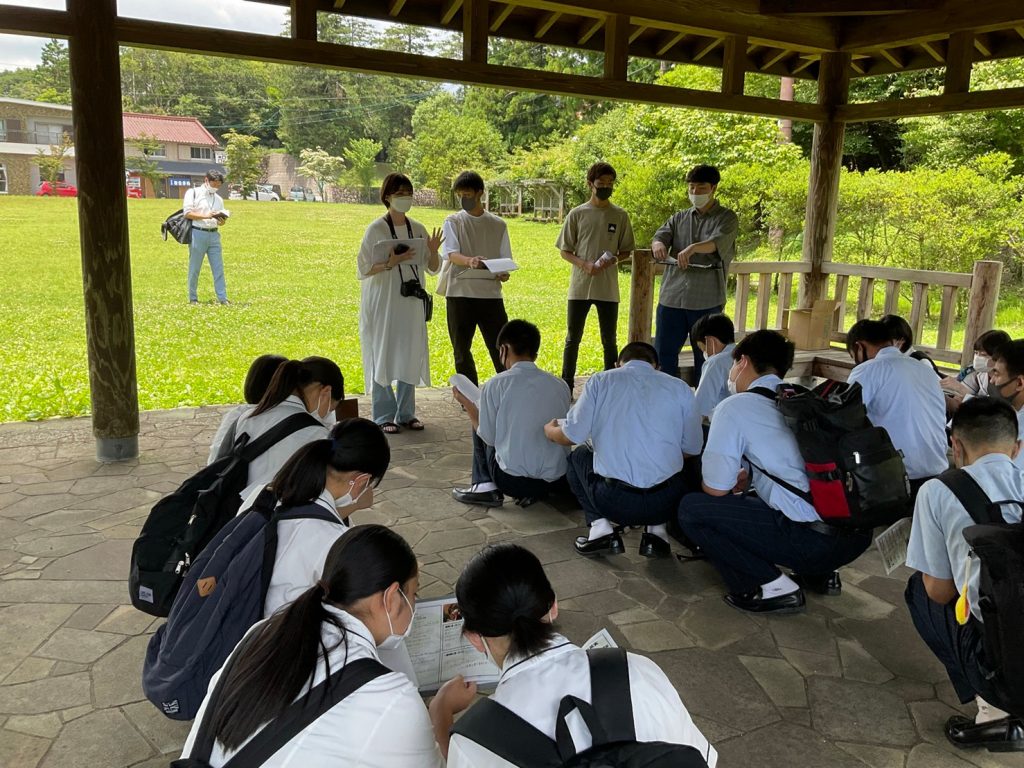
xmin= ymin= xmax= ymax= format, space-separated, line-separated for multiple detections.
xmin=477 ymin=361 xmax=571 ymax=481
xmin=1016 ymin=407 xmax=1024 ymax=470
xmin=182 ymin=608 xmax=444 ymax=768
xmin=702 ymin=374 xmax=819 ymax=522
xmin=235 ymin=395 xmax=329 ymax=487
xmin=693 ymin=343 xmax=736 ymax=421
xmin=561 ymin=361 xmax=703 ymax=488
xmin=847 ymin=346 xmax=949 ymax=479
xmin=447 ymin=635 xmax=717 ymax=768
xmin=183 ymin=183 xmax=225 ymax=230
xmin=207 ymin=404 xmax=252 ymax=466
xmin=907 ymin=453 xmax=1024 ymax=621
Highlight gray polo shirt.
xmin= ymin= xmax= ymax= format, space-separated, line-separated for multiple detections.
xmin=653 ymin=202 xmax=738 ymax=310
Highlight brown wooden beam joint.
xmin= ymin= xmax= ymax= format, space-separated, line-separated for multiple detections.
xmin=604 ymin=13 xmax=629 ymax=81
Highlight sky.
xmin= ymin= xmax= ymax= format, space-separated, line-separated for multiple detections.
xmin=0 ymin=0 xmax=289 ymax=71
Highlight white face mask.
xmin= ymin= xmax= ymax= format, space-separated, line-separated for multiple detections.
xmin=320 ymin=410 xmax=337 ymax=428
xmin=377 ymin=588 xmax=415 ymax=650
xmin=689 ymin=192 xmax=711 ymax=209
xmin=389 ymin=195 xmax=413 ymax=214
xmin=335 ymin=475 xmax=370 ymax=511
xmin=727 ymin=360 xmax=743 ymax=395
xmin=973 ymin=354 xmax=990 ymax=373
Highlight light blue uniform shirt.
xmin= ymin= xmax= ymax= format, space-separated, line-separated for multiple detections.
xmin=847 ymin=346 xmax=949 ymax=480
xmin=693 ymin=343 xmax=735 ymax=421
xmin=561 ymin=360 xmax=703 ymax=488
xmin=907 ymin=453 xmax=1024 ymax=621
xmin=478 ymin=361 xmax=571 ymax=482
xmin=702 ymin=374 xmax=819 ymax=523
xmin=1016 ymin=407 xmax=1024 ymax=470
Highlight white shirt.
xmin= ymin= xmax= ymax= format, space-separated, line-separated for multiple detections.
xmin=478 ymin=361 xmax=570 ymax=481
xmin=447 ymin=636 xmax=716 ymax=768
xmin=1016 ymin=407 xmax=1024 ymax=470
xmin=234 ymin=395 xmax=329 ymax=487
xmin=702 ymin=374 xmax=819 ymax=523
xmin=907 ymin=453 xmax=1024 ymax=621
xmin=183 ymin=183 xmax=225 ymax=230
xmin=181 ymin=608 xmax=444 ymax=768
xmin=847 ymin=346 xmax=949 ymax=480
xmin=561 ymin=361 xmax=703 ymax=488
xmin=207 ymin=404 xmax=252 ymax=465
xmin=693 ymin=343 xmax=735 ymax=421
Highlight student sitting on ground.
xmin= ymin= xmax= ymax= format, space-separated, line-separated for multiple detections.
xmin=678 ymin=330 xmax=873 ymax=615
xmin=234 ymin=356 xmax=345 ymax=488
xmin=905 ymin=397 xmax=1024 ymax=751
xmin=207 ymin=354 xmax=286 ymax=465
xmin=988 ymin=339 xmax=1024 ymax=469
xmin=452 ymin=320 xmax=570 ymax=509
xmin=846 ymin=319 xmax=950 ymax=495
xmin=881 ymin=313 xmax=943 ymax=377
xmin=690 ymin=312 xmax=736 ymax=422
xmin=945 ymin=329 xmax=1013 ymax=400
xmin=180 ymin=525 xmax=475 ymax=767
xmin=443 ymin=543 xmax=717 ymax=767
xmin=544 ymin=342 xmax=702 ymax=559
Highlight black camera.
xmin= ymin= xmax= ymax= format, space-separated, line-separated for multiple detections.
xmin=398 ymin=263 xmax=433 ymax=322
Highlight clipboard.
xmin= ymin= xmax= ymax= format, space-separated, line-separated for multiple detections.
xmin=371 ymin=237 xmax=427 ymax=265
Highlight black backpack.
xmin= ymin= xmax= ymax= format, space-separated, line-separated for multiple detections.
xmin=451 ymin=648 xmax=710 ymax=768
xmin=129 ymin=412 xmax=320 ymax=617
xmin=750 ymin=380 xmax=911 ymax=529
xmin=162 ymin=209 xmax=193 ymax=245
xmin=937 ymin=469 xmax=1024 ymax=718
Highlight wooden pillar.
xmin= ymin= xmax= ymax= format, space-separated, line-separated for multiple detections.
xmin=944 ymin=31 xmax=974 ymax=94
xmin=721 ymin=35 xmax=747 ymax=96
xmin=291 ymin=0 xmax=318 ymax=41
xmin=628 ymin=250 xmax=654 ymax=344
xmin=463 ymin=0 xmax=488 ymax=65
xmin=604 ymin=14 xmax=629 ymax=81
xmin=961 ymin=260 xmax=1002 ymax=367
xmin=68 ymin=0 xmax=139 ymax=461
xmin=800 ymin=52 xmax=850 ymax=305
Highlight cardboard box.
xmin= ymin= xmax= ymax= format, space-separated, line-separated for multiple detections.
xmin=334 ymin=397 xmax=360 ymax=421
xmin=784 ymin=299 xmax=839 ymax=350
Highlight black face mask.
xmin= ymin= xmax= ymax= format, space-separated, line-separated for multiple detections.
xmin=594 ymin=187 xmax=613 ymax=201
xmin=460 ymin=196 xmax=477 ymax=212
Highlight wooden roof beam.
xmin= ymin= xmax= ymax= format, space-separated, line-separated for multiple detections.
xmin=1017 ymin=26 xmax=1024 ymax=40
xmin=841 ymin=2 xmax=1024 ymax=50
xmin=721 ymin=35 xmax=747 ymax=96
xmin=462 ymin=0 xmax=488 ymax=65
xmin=490 ymin=3 xmax=516 ymax=33
xmin=944 ymin=30 xmax=974 ymax=93
xmin=877 ymin=47 xmax=905 ymax=68
xmin=761 ymin=0 xmax=938 ymax=12
xmin=0 ymin=5 xmax=72 ymax=36
xmin=759 ymin=48 xmax=794 ymax=71
xmin=629 ymin=25 xmax=648 ymax=44
xmin=604 ymin=13 xmax=628 ymax=81
xmin=290 ymin=0 xmax=317 ymax=41
xmin=578 ymin=16 xmax=605 ymax=45
xmin=693 ymin=37 xmax=723 ymax=62
xmin=920 ymin=39 xmax=946 ymax=62
xmin=534 ymin=10 xmax=561 ymax=39
xmin=656 ymin=31 xmax=687 ymax=57
xmin=387 ymin=0 xmax=407 ymax=17
xmin=440 ymin=0 xmax=463 ymax=26
xmin=840 ymin=85 xmax=1024 ymax=121
xmin=791 ymin=54 xmax=820 ymax=74
xmin=973 ymin=33 xmax=993 ymax=57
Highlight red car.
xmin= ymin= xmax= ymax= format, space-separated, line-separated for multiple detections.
xmin=126 ymin=186 xmax=143 ymax=199
xmin=37 ymin=180 xmax=78 ymax=197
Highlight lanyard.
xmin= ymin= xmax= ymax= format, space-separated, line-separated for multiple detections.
xmin=384 ymin=213 xmax=414 ymax=240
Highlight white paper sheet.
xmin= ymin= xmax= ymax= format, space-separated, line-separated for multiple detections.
xmin=450 ymin=374 xmax=481 ymax=407
xmin=482 ymin=258 xmax=519 ymax=273
xmin=874 ymin=517 xmax=913 ymax=575
xmin=371 ymin=237 xmax=428 ymax=265
xmin=581 ymin=628 xmax=618 ymax=651
xmin=408 ymin=596 xmax=499 ymax=693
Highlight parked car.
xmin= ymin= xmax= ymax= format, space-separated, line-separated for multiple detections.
xmin=126 ymin=186 xmax=143 ymax=199
xmin=246 ymin=184 xmax=281 ymax=202
xmin=289 ymin=185 xmax=306 ymax=202
xmin=37 ymin=181 xmax=77 ymax=197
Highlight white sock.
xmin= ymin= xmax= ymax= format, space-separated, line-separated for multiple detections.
xmin=975 ymin=696 xmax=1010 ymax=724
xmin=469 ymin=482 xmax=498 ymax=493
xmin=760 ymin=574 xmax=800 ymax=598
xmin=588 ymin=518 xmax=614 ymax=541
xmin=645 ymin=524 xmax=670 ymax=543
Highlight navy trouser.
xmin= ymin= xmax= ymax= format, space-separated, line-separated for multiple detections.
xmin=678 ymin=492 xmax=872 ymax=594
xmin=567 ymin=446 xmax=686 ymax=527
xmin=471 ymin=431 xmax=563 ymax=501
xmin=655 ymin=303 xmax=722 ymax=381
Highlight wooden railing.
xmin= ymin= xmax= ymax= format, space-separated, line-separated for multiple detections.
xmin=628 ymin=252 xmax=1003 ymax=369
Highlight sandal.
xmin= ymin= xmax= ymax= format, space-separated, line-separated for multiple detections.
xmin=381 ymin=422 xmax=401 ymax=434
xmin=400 ymin=418 xmax=425 ymax=431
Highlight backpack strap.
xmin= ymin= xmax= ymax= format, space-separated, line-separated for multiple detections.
xmin=259 ymin=503 xmax=345 ymax=611
xmin=238 ymin=412 xmax=322 ymax=463
xmin=585 ymin=648 xmax=636 ymax=743
xmin=741 ymin=386 xmax=816 ymax=506
xmin=450 ymin=697 xmax=562 ymax=767
xmin=937 ymin=469 xmax=1004 ymax=525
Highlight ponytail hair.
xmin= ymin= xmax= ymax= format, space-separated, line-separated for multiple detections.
xmin=271 ymin=418 xmax=391 ymax=507
xmin=243 ymin=354 xmax=287 ymax=405
xmin=456 ymin=543 xmax=555 ymax=659
xmin=251 ymin=356 xmax=344 ymax=417
xmin=209 ymin=524 xmax=417 ymax=751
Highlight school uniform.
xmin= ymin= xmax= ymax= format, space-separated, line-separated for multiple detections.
xmin=183 ymin=183 xmax=228 ymax=303
xmin=473 ymin=361 xmax=571 ymax=500
xmin=693 ymin=343 xmax=736 ymax=421
xmin=439 ymin=210 xmax=512 ymax=387
xmin=905 ymin=454 xmax=1024 ymax=708
xmin=1016 ymin=407 xmax=1024 ymax=470
xmin=447 ymin=634 xmax=717 ymax=768
xmin=234 ymin=395 xmax=330 ymax=487
xmin=181 ymin=608 xmax=444 ymax=768
xmin=207 ymin=404 xmax=252 ymax=465
xmin=561 ymin=361 xmax=702 ymax=528
xmin=847 ymin=346 xmax=950 ymax=482
xmin=678 ymin=375 xmax=872 ymax=595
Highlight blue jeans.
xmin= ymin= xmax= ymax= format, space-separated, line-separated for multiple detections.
xmin=188 ymin=228 xmax=227 ymax=302
xmin=655 ymin=304 xmax=722 ymax=381
xmin=678 ymin=492 xmax=871 ymax=594
xmin=372 ymin=380 xmax=415 ymax=425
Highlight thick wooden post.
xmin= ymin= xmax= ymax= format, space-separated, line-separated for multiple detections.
xmin=800 ymin=52 xmax=850 ymax=305
xmin=628 ymin=250 xmax=654 ymax=344
xmin=68 ymin=0 xmax=139 ymax=461
xmin=604 ymin=14 xmax=629 ymax=81
xmin=961 ymin=260 xmax=1003 ymax=367
xmin=462 ymin=0 xmax=488 ymax=65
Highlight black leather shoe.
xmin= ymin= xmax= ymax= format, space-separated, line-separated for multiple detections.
xmin=946 ymin=715 xmax=1024 ymax=752
xmin=451 ymin=488 xmax=504 ymax=507
xmin=639 ymin=532 xmax=672 ymax=559
xmin=724 ymin=588 xmax=806 ymax=615
xmin=515 ymin=497 xmax=537 ymax=508
xmin=574 ymin=533 xmax=625 ymax=558
xmin=792 ymin=571 xmax=842 ymax=596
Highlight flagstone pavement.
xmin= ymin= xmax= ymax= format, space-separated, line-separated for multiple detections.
xmin=1 ymin=389 xmax=1023 ymax=768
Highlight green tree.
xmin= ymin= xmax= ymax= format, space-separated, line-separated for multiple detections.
xmin=344 ymin=138 xmax=383 ymax=203
xmin=223 ymin=130 xmax=267 ymax=197
xmin=35 ymin=132 xmax=73 ymax=192
xmin=127 ymin=133 xmax=166 ymax=198
xmin=296 ymin=146 xmax=346 ymax=202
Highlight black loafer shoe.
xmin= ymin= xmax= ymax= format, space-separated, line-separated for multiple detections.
xmin=946 ymin=715 xmax=1024 ymax=752
xmin=724 ymin=588 xmax=806 ymax=615
xmin=452 ymin=488 xmax=504 ymax=507
xmin=515 ymin=497 xmax=537 ymax=508
xmin=792 ymin=570 xmax=842 ymax=596
xmin=666 ymin=519 xmax=706 ymax=560
xmin=574 ymin=533 xmax=625 ymax=558
xmin=639 ymin=532 xmax=672 ymax=559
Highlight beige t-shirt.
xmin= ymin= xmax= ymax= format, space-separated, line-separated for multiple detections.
xmin=557 ymin=202 xmax=635 ymax=302
xmin=438 ymin=210 xmax=512 ymax=300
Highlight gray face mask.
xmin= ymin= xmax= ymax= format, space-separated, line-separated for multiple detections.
xmin=460 ymin=196 xmax=477 ymax=212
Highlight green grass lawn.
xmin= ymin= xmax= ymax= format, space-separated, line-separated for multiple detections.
xmin=0 ymin=197 xmax=1021 ymax=422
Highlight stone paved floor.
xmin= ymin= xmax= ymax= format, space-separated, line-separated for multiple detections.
xmin=1 ymin=390 xmax=1023 ymax=768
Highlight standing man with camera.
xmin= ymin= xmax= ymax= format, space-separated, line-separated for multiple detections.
xmin=184 ymin=169 xmax=230 ymax=305
xmin=438 ymin=171 xmax=513 ymax=386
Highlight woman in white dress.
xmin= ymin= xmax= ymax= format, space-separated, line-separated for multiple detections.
xmin=358 ymin=173 xmax=443 ymax=434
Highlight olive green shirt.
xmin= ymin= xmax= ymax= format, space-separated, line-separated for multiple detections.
xmin=557 ymin=202 xmax=636 ymax=302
